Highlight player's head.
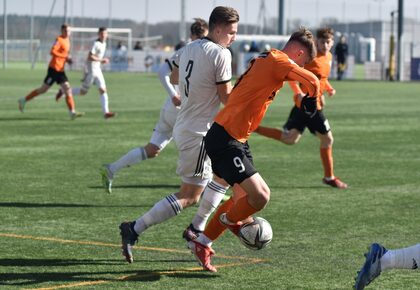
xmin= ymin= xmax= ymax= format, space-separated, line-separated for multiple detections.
xmin=208 ymin=6 xmax=239 ymax=48
xmin=98 ymin=27 xmax=108 ymax=42
xmin=190 ymin=18 xmax=208 ymax=40
xmin=61 ymin=24 xmax=71 ymax=37
xmin=316 ymin=27 xmax=334 ymax=55
xmin=283 ymin=27 xmax=316 ymax=67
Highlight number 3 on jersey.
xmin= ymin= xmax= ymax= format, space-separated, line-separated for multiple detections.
xmin=233 ymin=157 xmax=245 ymax=173
xmin=184 ymin=60 xmax=193 ymax=97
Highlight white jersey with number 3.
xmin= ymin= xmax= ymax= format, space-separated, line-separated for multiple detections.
xmin=173 ymin=38 xmax=232 ymax=149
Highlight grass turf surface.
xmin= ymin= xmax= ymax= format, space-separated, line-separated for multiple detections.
xmin=0 ymin=68 xmax=420 ymax=289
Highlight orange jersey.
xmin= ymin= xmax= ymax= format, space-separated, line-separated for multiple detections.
xmin=215 ymin=49 xmax=320 ymax=143
xmin=49 ymin=35 xmax=70 ymax=72
xmin=290 ymin=52 xmax=334 ymax=109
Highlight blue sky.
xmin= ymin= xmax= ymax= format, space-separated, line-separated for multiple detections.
xmin=2 ymin=0 xmax=419 ymax=27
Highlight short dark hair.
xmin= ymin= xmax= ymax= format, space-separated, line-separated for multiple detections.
xmin=316 ymin=27 xmax=334 ymax=40
xmin=190 ymin=18 xmax=208 ymax=39
xmin=98 ymin=27 xmax=107 ymax=33
xmin=61 ymin=24 xmax=69 ymax=31
xmin=289 ymin=27 xmax=316 ymax=60
xmin=208 ymin=6 xmax=239 ymax=32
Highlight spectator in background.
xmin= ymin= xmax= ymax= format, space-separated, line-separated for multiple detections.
xmin=334 ymin=35 xmax=348 ymax=80
xmin=249 ymin=40 xmax=260 ymax=52
xmin=133 ymin=41 xmax=143 ymax=50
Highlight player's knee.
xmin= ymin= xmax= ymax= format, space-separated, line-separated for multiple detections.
xmin=249 ymin=187 xmax=270 ymax=210
xmin=145 ymin=143 xmax=160 ymax=158
xmin=99 ymin=88 xmax=106 ymax=94
xmin=282 ymin=134 xmax=300 ymax=145
xmin=79 ymin=89 xmax=87 ymax=95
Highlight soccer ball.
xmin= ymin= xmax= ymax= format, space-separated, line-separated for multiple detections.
xmin=238 ymin=217 xmax=273 ymax=250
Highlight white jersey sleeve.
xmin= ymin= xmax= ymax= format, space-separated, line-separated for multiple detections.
xmin=158 ymin=62 xmax=178 ymax=98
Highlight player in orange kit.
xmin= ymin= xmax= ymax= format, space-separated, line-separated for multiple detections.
xmin=18 ymin=24 xmax=84 ymax=120
xmin=188 ymin=27 xmax=321 ymax=272
xmin=255 ymin=27 xmax=348 ymax=189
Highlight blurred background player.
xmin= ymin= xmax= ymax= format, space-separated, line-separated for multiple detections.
xmin=354 ymin=243 xmax=420 ymax=289
xmin=334 ymin=35 xmax=348 ymax=80
xmin=100 ymin=18 xmax=208 ymax=193
xmin=18 ymin=24 xmax=83 ymax=120
xmin=56 ymin=27 xmax=115 ymax=119
xmin=188 ymin=27 xmax=320 ymax=272
xmin=117 ymin=6 xmax=238 ymax=264
xmin=254 ymin=27 xmax=348 ymax=189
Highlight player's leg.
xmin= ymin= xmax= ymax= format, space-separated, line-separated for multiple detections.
xmin=190 ymin=184 xmax=253 ymax=272
xmin=279 ymin=106 xmax=305 ymax=145
xmin=205 ymin=124 xmax=269 ymax=227
xmin=102 ymin=109 xmax=175 ymax=193
xmin=19 ymin=70 xmax=53 ymax=112
xmin=120 ymin=143 xmax=210 ymax=264
xmin=184 ymin=174 xmax=230 ymax=241
xmin=95 ymin=72 xmax=115 ymax=119
xmin=311 ymin=111 xmax=347 ymax=189
xmin=57 ymin=70 xmax=91 ymax=101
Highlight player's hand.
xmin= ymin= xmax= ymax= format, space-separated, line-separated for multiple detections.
xmin=300 ymin=94 xmax=317 ymax=118
xmin=66 ymin=57 xmax=73 ymax=65
xmin=102 ymin=57 xmax=110 ymax=64
xmin=171 ymin=95 xmax=181 ymax=107
xmin=327 ymin=89 xmax=336 ymax=97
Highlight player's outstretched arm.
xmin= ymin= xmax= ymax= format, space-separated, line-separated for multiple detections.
xmin=254 ymin=126 xmax=282 ymax=141
xmin=286 ymin=66 xmax=320 ymax=99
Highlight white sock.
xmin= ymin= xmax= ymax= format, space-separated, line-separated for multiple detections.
xmin=191 ymin=180 xmax=228 ymax=231
xmin=72 ymin=87 xmax=81 ymax=96
xmin=100 ymin=92 xmax=109 ymax=114
xmin=381 ymin=244 xmax=420 ymax=270
xmin=196 ymin=233 xmax=213 ymax=247
xmin=133 ymin=193 xmax=183 ymax=235
xmin=109 ymin=147 xmax=147 ymax=175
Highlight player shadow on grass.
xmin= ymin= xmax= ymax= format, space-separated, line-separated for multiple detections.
xmin=0 ymin=117 xmax=51 ymax=122
xmin=0 ymin=259 xmax=218 ymax=286
xmin=0 ymin=202 xmax=151 ymax=208
xmin=89 ymin=184 xmax=180 ymax=190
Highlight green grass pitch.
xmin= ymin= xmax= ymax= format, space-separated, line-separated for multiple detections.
xmin=0 ymin=68 xmax=419 ymax=289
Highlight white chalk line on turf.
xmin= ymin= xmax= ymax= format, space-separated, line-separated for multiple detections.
xmin=1 ymin=233 xmax=268 ymax=290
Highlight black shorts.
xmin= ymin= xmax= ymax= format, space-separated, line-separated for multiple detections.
xmin=283 ymin=106 xmax=331 ymax=135
xmin=204 ymin=122 xmax=257 ymax=186
xmin=43 ymin=67 xmax=69 ymax=86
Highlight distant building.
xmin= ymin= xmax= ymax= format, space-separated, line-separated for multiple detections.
xmin=330 ymin=19 xmax=420 ymax=64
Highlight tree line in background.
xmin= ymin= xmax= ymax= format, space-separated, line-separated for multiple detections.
xmin=0 ymin=14 xmax=344 ymax=48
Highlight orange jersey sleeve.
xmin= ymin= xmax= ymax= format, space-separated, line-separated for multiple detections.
xmin=215 ymin=49 xmax=298 ymax=143
xmin=293 ymin=52 xmax=333 ymax=109
xmin=49 ymin=36 xmax=70 ymax=72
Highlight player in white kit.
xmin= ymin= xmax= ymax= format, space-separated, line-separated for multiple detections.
xmin=56 ymin=27 xmax=115 ymax=119
xmin=100 ymin=18 xmax=208 ymax=194
xmin=118 ymin=7 xmax=239 ymax=264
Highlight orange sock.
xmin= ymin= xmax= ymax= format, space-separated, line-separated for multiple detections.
xmin=226 ymin=195 xmax=258 ymax=223
xmin=65 ymin=95 xmax=75 ymax=112
xmin=25 ymin=89 xmax=39 ymax=101
xmin=255 ymin=126 xmax=282 ymax=141
xmin=204 ymin=198 xmax=234 ymax=241
xmin=320 ymin=147 xmax=334 ymax=178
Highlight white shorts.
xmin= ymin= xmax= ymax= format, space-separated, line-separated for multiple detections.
xmin=150 ymin=107 xmax=178 ymax=149
xmin=174 ymin=134 xmax=213 ymax=185
xmin=82 ymin=70 xmax=106 ymax=91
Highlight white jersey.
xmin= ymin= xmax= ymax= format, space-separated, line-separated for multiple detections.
xmin=87 ymin=39 xmax=106 ymax=72
xmin=173 ymin=38 xmax=232 ymax=148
